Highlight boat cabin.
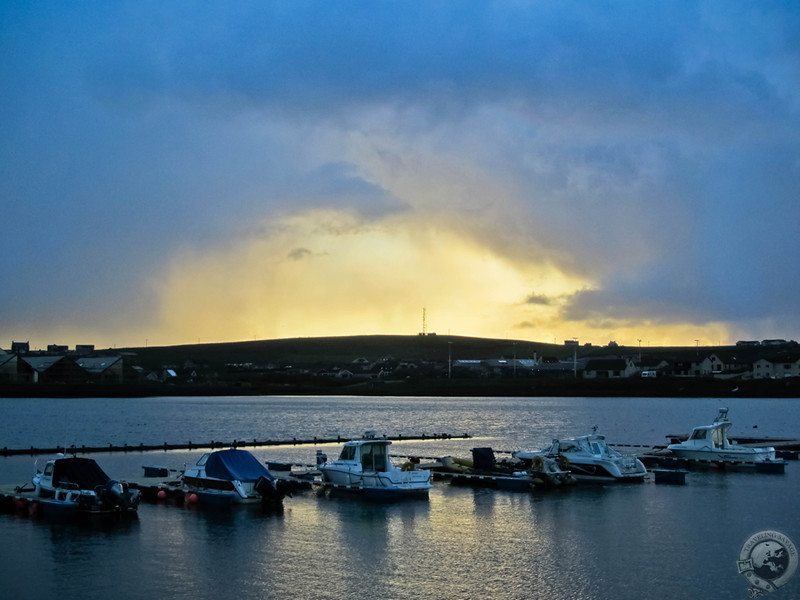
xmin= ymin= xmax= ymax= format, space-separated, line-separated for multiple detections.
xmin=555 ymin=434 xmax=617 ymax=458
xmin=335 ymin=440 xmax=392 ymax=473
xmin=685 ymin=408 xmax=734 ymax=450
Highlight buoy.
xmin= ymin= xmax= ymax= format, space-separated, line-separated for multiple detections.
xmin=187 ymin=493 xmax=198 ymax=505
xmin=156 ymin=490 xmax=167 ymax=501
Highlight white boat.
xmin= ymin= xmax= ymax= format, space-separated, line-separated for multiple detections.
xmin=515 ymin=432 xmax=647 ymax=482
xmin=667 ymin=408 xmax=777 ymax=464
xmin=182 ymin=448 xmax=284 ymax=508
xmin=30 ymin=454 xmax=141 ymax=517
xmin=318 ymin=435 xmax=432 ymax=500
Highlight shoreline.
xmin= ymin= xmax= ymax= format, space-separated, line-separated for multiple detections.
xmin=2 ymin=377 xmax=798 ymax=398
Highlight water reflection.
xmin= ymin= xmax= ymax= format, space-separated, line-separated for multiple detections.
xmin=0 ymin=397 xmax=798 ymax=600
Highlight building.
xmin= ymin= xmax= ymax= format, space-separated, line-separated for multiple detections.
xmin=0 ymin=351 xmax=18 ymax=382
xmin=75 ymin=356 xmax=126 ymax=383
xmin=752 ymin=355 xmax=800 ymax=380
xmin=19 ymin=355 xmax=85 ymax=384
xmin=583 ymin=357 xmax=638 ymax=379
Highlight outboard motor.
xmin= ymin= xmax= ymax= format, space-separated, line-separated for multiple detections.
xmin=106 ymin=479 xmax=125 ymax=500
xmin=316 ymin=450 xmax=327 ymax=466
xmin=255 ymin=475 xmax=284 ymax=512
xmin=100 ymin=479 xmax=140 ymax=511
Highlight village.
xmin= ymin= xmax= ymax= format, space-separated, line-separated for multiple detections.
xmin=1 ymin=335 xmax=798 ymax=390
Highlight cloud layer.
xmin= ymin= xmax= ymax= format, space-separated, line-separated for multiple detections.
xmin=2 ymin=2 xmax=798 ymax=348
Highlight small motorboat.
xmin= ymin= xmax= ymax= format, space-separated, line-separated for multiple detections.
xmin=667 ymin=408 xmax=777 ymax=464
xmin=515 ymin=430 xmax=647 ymax=482
xmin=181 ymin=448 xmax=285 ymax=509
xmin=438 ymin=447 xmax=575 ymax=490
xmin=30 ymin=454 xmax=141 ymax=517
xmin=318 ymin=434 xmax=432 ymax=500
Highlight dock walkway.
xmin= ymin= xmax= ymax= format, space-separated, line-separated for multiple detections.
xmin=0 ymin=432 xmax=471 ymax=457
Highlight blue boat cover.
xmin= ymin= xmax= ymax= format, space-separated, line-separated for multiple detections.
xmin=204 ymin=449 xmax=275 ymax=483
xmin=53 ymin=457 xmax=111 ymax=489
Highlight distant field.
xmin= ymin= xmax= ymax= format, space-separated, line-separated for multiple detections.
xmin=115 ymin=334 xmax=725 ymax=371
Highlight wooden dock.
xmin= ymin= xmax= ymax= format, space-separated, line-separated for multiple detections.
xmin=0 ymin=432 xmax=471 ymax=457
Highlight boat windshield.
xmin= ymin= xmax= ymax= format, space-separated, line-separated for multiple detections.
xmin=690 ymin=429 xmax=707 ymax=440
xmin=339 ymin=445 xmax=357 ymax=461
xmin=360 ymin=443 xmax=388 ymax=472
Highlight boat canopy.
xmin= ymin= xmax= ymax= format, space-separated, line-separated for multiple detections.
xmin=52 ymin=457 xmax=111 ymax=489
xmin=205 ymin=449 xmax=275 ymax=483
xmin=558 ymin=435 xmax=618 ymax=457
xmin=689 ymin=421 xmax=732 ymax=448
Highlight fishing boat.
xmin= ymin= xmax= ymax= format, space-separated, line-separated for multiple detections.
xmin=514 ymin=431 xmax=648 ymax=482
xmin=30 ymin=454 xmax=141 ymax=517
xmin=667 ymin=408 xmax=777 ymax=464
xmin=318 ymin=435 xmax=432 ymax=500
xmin=181 ymin=448 xmax=284 ymax=508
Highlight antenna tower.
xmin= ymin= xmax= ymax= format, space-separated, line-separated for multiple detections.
xmin=422 ymin=307 xmax=427 ymax=336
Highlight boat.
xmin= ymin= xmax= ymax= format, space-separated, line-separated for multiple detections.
xmin=437 ymin=447 xmax=575 ymax=490
xmin=181 ymin=448 xmax=285 ymax=508
xmin=317 ymin=435 xmax=432 ymax=500
xmin=30 ymin=454 xmax=141 ymax=517
xmin=514 ymin=431 xmax=648 ymax=482
xmin=667 ymin=408 xmax=778 ymax=464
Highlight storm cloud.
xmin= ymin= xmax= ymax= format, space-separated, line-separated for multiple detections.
xmin=2 ymin=1 xmax=798 ymax=348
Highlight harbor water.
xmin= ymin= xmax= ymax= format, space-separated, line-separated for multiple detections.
xmin=0 ymin=395 xmax=798 ymax=599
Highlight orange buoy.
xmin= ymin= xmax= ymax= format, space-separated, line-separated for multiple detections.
xmin=156 ymin=489 xmax=167 ymax=501
xmin=187 ymin=493 xmax=198 ymax=505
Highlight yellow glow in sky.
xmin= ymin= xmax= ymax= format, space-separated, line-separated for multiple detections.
xmin=142 ymin=208 xmax=731 ymax=348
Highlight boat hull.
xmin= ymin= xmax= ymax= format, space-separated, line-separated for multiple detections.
xmin=319 ymin=466 xmax=431 ymax=500
xmin=182 ymin=476 xmax=262 ymax=504
xmin=565 ymin=460 xmax=646 ymax=482
xmin=666 ymin=447 xmax=776 ymax=464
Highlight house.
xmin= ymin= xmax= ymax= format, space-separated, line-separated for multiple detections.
xmin=19 ymin=355 xmax=85 ymax=384
xmin=0 ymin=351 xmax=18 ymax=382
xmin=583 ymin=357 xmax=637 ymax=379
xmin=671 ymin=354 xmax=727 ymax=377
xmin=75 ymin=356 xmax=126 ymax=383
xmin=10 ymin=341 xmax=29 ymax=354
xmin=752 ymin=355 xmax=800 ymax=380
xmin=534 ymin=358 xmax=585 ymax=378
xmin=736 ymin=340 xmax=761 ymax=347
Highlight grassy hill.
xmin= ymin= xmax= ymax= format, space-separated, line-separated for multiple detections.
xmin=116 ymin=333 xmax=752 ymax=372
xmin=116 ymin=334 xmax=563 ymax=371
xmin=6 ymin=334 xmax=793 ymax=398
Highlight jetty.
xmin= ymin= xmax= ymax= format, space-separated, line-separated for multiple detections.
xmin=0 ymin=432 xmax=471 ymax=457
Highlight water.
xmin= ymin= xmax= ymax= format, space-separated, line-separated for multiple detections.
xmin=0 ymin=395 xmax=798 ymax=599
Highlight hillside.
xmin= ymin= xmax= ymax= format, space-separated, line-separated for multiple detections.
xmin=116 ymin=334 xmax=765 ymax=371
xmin=4 ymin=334 xmax=797 ymax=398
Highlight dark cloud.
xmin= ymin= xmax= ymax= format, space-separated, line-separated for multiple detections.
xmin=525 ymin=294 xmax=556 ymax=307
xmin=1 ymin=1 xmax=799 ymax=344
xmin=288 ymin=248 xmax=311 ymax=261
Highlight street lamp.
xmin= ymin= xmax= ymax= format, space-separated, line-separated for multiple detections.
xmin=513 ymin=342 xmax=517 ymax=377
xmin=448 ymin=341 xmax=452 ymax=379
xmin=572 ymin=337 xmax=578 ymax=378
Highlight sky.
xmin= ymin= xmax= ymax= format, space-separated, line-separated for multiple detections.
xmin=2 ymin=1 xmax=799 ymax=351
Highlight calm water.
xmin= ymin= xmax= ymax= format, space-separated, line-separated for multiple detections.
xmin=0 ymin=395 xmax=798 ymax=599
